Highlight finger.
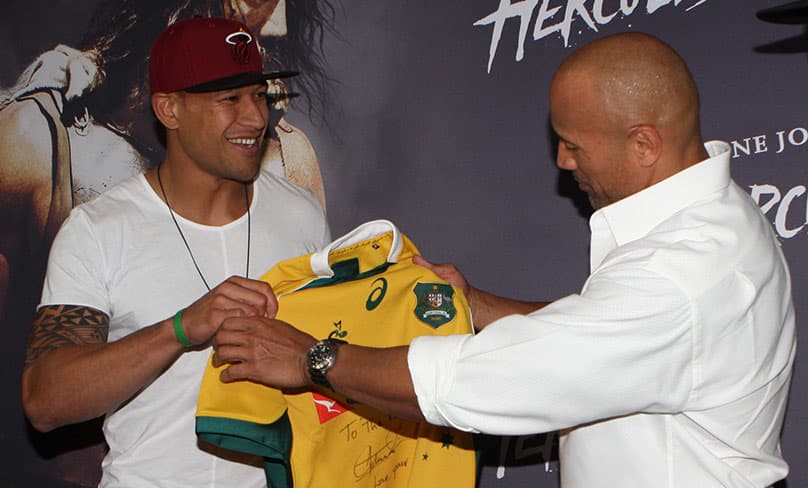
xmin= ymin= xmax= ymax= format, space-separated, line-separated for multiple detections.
xmin=265 ymin=294 xmax=279 ymax=319
xmin=211 ymin=328 xmax=241 ymax=350
xmin=206 ymin=293 xmax=262 ymax=318
xmin=219 ymin=362 xmax=251 ymax=383
xmin=211 ymin=350 xmax=224 ymax=368
xmin=217 ymin=314 xmax=256 ymax=333
xmin=211 ymin=344 xmax=246 ymax=365
xmin=185 ymin=300 xmax=245 ymax=329
xmin=412 ymin=255 xmax=434 ymax=269
xmin=414 ymin=255 xmax=457 ymax=281
xmin=213 ymin=319 xmax=262 ymax=348
xmin=218 ymin=277 xmax=277 ymax=316
xmin=181 ymin=305 xmax=249 ymax=346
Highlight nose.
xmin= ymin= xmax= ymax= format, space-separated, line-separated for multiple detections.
xmin=239 ymin=95 xmax=269 ymax=131
xmin=556 ymin=143 xmax=577 ymax=171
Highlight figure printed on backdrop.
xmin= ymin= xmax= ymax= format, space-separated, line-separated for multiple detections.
xmin=3 ymin=1 xmax=333 ymax=486
xmin=209 ymin=32 xmax=797 ymax=488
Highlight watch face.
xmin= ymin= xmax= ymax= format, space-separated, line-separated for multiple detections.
xmin=309 ymin=342 xmax=334 ymax=371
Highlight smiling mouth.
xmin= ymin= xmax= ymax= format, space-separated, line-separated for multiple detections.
xmin=227 ymin=137 xmax=259 ymax=147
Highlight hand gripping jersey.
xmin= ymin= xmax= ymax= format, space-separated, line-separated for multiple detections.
xmin=196 ymin=220 xmax=477 ymax=487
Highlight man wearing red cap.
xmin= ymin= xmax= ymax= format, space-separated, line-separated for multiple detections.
xmin=21 ymin=17 xmax=330 ymax=487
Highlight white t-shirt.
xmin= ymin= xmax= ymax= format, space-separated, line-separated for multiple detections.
xmin=40 ymin=169 xmax=330 ymax=487
xmin=409 ymin=141 xmax=795 ymax=487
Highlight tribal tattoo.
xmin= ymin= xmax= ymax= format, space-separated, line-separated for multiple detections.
xmin=24 ymin=305 xmax=109 ymax=367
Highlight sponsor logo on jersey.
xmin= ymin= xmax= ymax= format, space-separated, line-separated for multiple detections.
xmin=366 ymin=277 xmax=388 ymax=310
xmin=312 ymin=392 xmax=348 ymax=424
xmin=413 ymin=283 xmax=456 ymax=328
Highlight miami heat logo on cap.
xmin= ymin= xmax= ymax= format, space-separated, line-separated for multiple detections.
xmin=225 ymin=30 xmax=253 ymax=65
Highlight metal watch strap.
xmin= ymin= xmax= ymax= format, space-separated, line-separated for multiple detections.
xmin=307 ymin=338 xmax=347 ymax=390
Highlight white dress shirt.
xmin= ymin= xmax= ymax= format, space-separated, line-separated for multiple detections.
xmin=409 ymin=141 xmax=796 ymax=487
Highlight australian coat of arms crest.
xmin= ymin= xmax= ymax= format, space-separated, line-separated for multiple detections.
xmin=413 ymin=283 xmax=457 ymax=328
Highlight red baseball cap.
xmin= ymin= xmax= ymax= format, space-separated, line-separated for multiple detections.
xmin=149 ymin=16 xmax=296 ymax=93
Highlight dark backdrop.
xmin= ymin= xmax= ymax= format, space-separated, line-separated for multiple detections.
xmin=2 ymin=1 xmax=806 ymax=486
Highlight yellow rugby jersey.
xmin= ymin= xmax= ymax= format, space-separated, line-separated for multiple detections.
xmin=196 ymin=220 xmax=477 ymax=488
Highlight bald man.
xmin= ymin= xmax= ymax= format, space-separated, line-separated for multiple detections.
xmin=211 ymin=33 xmax=795 ymax=487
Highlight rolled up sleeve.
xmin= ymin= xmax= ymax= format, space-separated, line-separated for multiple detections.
xmin=407 ymin=264 xmax=695 ymax=436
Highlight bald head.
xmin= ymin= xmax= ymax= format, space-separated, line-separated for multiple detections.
xmin=550 ymin=33 xmax=709 ymax=209
xmin=554 ymin=32 xmax=701 ymax=140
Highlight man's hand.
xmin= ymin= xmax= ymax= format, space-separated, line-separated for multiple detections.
xmin=212 ymin=317 xmax=424 ymax=420
xmin=11 ymin=45 xmax=101 ymax=104
xmin=179 ymin=276 xmax=277 ymax=347
xmin=412 ymin=255 xmax=471 ymax=298
xmin=413 ymin=255 xmax=481 ymax=317
xmin=414 ymin=255 xmax=549 ymax=330
xmin=212 ymin=316 xmax=317 ymax=389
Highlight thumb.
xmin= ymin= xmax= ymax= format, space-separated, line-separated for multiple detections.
xmin=413 ymin=255 xmax=434 ymax=269
xmin=219 ymin=363 xmax=245 ymax=383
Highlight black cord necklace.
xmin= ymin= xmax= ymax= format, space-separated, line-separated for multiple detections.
xmin=156 ymin=165 xmax=251 ymax=291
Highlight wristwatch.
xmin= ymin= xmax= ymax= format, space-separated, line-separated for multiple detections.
xmin=306 ymin=338 xmax=347 ymax=390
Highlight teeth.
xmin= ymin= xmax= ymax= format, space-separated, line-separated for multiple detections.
xmin=228 ymin=137 xmax=257 ymax=146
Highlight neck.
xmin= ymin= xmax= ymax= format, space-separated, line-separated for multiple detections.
xmin=147 ymin=163 xmax=252 ymax=226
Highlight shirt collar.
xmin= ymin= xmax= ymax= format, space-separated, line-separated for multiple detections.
xmin=588 ymin=140 xmax=731 ymax=270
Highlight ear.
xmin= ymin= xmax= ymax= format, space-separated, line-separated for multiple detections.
xmin=629 ymin=125 xmax=662 ymax=168
xmin=151 ymin=93 xmax=180 ymax=130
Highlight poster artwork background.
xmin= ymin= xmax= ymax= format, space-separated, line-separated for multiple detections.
xmin=2 ymin=1 xmax=806 ymax=486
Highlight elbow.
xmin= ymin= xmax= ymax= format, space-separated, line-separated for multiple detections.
xmin=21 ymin=370 xmax=60 ymax=432
xmin=25 ymin=411 xmax=58 ymax=433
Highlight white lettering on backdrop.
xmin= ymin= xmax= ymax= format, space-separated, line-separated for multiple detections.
xmin=729 ymin=126 xmax=808 ymax=240
xmin=732 ymin=127 xmax=808 ymax=158
xmin=474 ymin=0 xmax=710 ymax=73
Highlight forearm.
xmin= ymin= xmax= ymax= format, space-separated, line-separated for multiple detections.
xmin=23 ymin=277 xmax=276 ymax=431
xmin=469 ymin=287 xmax=549 ymax=330
xmin=325 ymin=345 xmax=425 ymax=421
xmin=22 ymin=317 xmax=184 ymax=431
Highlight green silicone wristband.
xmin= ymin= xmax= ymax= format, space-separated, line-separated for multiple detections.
xmin=173 ymin=309 xmax=192 ymax=348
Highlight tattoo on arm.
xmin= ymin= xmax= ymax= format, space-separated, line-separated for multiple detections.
xmin=24 ymin=305 xmax=109 ymax=368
